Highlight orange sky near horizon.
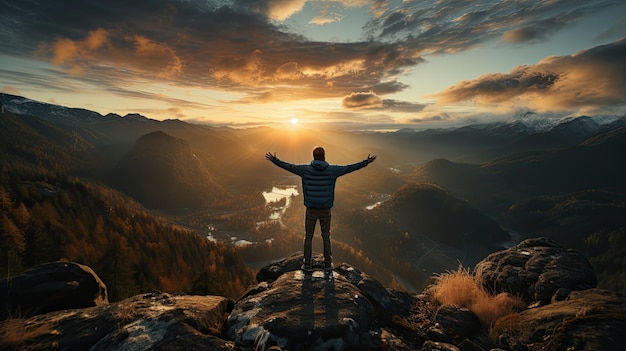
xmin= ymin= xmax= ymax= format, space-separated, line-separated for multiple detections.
xmin=1 ymin=0 xmax=625 ymax=131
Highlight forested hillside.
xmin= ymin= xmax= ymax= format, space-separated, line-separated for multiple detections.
xmin=0 ymin=109 xmax=254 ymax=300
xmin=0 ymin=174 xmax=254 ymax=300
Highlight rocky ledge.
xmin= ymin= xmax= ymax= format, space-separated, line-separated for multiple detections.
xmin=1 ymin=237 xmax=625 ymax=351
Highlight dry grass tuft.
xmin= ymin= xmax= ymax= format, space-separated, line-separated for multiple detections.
xmin=112 ymin=301 xmax=138 ymax=333
xmin=430 ymin=266 xmax=525 ymax=327
xmin=0 ymin=319 xmax=58 ymax=347
xmin=471 ymin=292 xmax=525 ymax=326
xmin=432 ymin=266 xmax=482 ymax=308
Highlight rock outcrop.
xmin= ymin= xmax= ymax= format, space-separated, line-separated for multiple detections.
xmin=0 ymin=292 xmax=232 ymax=351
xmin=473 ymin=237 xmax=598 ymax=305
xmin=0 ymin=261 xmax=108 ymax=319
xmin=1 ymin=238 xmax=625 ymax=351
xmin=227 ymin=253 xmax=424 ymax=350
xmin=493 ymin=288 xmax=626 ymax=351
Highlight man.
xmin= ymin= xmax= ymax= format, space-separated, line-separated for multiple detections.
xmin=265 ymin=146 xmax=376 ymax=272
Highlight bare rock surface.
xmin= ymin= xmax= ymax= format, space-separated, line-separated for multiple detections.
xmin=2 ymin=240 xmax=625 ymax=351
xmin=0 ymin=292 xmax=232 ymax=351
xmin=0 ymin=261 xmax=108 ymax=319
xmin=473 ymin=237 xmax=597 ymax=304
xmin=492 ymin=288 xmax=626 ymax=351
xmin=228 ymin=252 xmax=426 ymax=350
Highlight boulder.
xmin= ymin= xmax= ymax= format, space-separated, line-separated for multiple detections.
xmin=257 ymin=252 xmax=398 ymax=314
xmin=228 ymin=269 xmax=376 ymax=350
xmin=491 ymin=289 xmax=626 ymax=351
xmin=228 ymin=253 xmax=423 ymax=351
xmin=434 ymin=304 xmax=480 ymax=338
xmin=0 ymin=261 xmax=108 ymax=319
xmin=256 ymin=251 xmax=313 ymax=283
xmin=473 ymin=237 xmax=597 ymax=304
xmin=0 ymin=292 xmax=232 ymax=351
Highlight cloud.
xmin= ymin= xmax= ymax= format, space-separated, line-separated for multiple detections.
xmin=1 ymin=0 xmax=427 ymax=103
xmin=239 ymin=0 xmax=307 ymax=21
xmin=309 ymin=3 xmax=344 ymax=25
xmin=366 ymin=0 xmax=620 ymax=52
xmin=434 ymin=67 xmax=560 ymax=104
xmin=41 ymin=28 xmax=184 ymax=79
xmin=343 ymin=91 xmax=382 ymax=109
xmin=342 ymin=90 xmax=426 ymax=112
xmin=1 ymin=86 xmax=21 ymax=95
xmin=0 ymin=66 xmax=80 ymax=93
xmin=431 ymin=37 xmax=626 ymax=113
xmin=382 ymin=99 xmax=427 ymax=113
xmin=405 ymin=112 xmax=450 ymax=124
xmin=1 ymin=0 xmax=623 ymax=122
xmin=501 ymin=8 xmax=591 ymax=43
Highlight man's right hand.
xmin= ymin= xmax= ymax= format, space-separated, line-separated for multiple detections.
xmin=366 ymin=154 xmax=377 ymax=163
xmin=265 ymin=152 xmax=276 ymax=161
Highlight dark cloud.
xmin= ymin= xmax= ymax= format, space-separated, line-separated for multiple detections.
xmin=1 ymin=0 xmax=623 ymax=117
xmin=435 ymin=67 xmax=560 ymax=103
xmin=342 ymin=91 xmax=382 ymax=109
xmin=502 ymin=8 xmax=592 ymax=43
xmin=369 ymin=81 xmax=410 ymax=95
xmin=342 ymin=91 xmax=426 ymax=112
xmin=0 ymin=0 xmax=426 ymax=102
xmin=406 ymin=114 xmax=448 ymax=123
xmin=367 ymin=0 xmax=620 ymax=52
xmin=0 ymin=67 xmax=77 ymax=93
xmin=382 ymin=100 xmax=427 ymax=113
xmin=432 ymin=37 xmax=626 ymax=111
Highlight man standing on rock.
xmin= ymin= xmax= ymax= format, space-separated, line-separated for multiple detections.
xmin=265 ymin=146 xmax=376 ymax=272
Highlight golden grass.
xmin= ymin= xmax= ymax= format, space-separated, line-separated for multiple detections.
xmin=430 ymin=266 xmax=525 ymax=327
xmin=0 ymin=318 xmax=58 ymax=347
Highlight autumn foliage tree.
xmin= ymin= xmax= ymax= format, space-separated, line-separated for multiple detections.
xmin=0 ymin=176 xmax=254 ymax=300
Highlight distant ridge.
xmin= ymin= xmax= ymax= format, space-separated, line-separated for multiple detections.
xmin=378 ymin=182 xmax=508 ymax=247
xmin=114 ymin=131 xmax=228 ymax=209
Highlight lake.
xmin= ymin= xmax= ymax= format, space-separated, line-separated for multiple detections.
xmin=262 ymin=185 xmax=299 ymax=220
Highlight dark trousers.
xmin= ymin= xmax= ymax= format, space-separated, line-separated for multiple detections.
xmin=304 ymin=208 xmax=332 ymax=265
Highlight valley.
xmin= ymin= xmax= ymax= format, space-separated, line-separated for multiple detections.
xmin=1 ymin=92 xmax=625 ymax=298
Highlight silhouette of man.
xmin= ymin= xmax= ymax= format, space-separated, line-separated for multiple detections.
xmin=265 ymin=147 xmax=376 ymax=271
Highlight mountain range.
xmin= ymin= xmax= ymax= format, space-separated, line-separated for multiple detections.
xmin=1 ymin=92 xmax=625 ymax=295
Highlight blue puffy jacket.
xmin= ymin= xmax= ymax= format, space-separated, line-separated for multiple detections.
xmin=271 ymin=158 xmax=369 ymax=209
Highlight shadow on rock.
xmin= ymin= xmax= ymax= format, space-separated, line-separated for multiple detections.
xmin=227 ymin=252 xmax=426 ymax=350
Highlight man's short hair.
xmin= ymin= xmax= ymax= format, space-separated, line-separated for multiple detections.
xmin=313 ymin=146 xmax=325 ymax=161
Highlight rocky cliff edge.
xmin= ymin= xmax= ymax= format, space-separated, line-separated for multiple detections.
xmin=1 ymin=238 xmax=625 ymax=351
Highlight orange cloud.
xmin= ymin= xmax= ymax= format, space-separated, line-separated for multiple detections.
xmin=45 ymin=28 xmax=184 ymax=79
xmin=131 ymin=35 xmax=184 ymax=78
xmin=343 ymin=91 xmax=383 ymax=109
xmin=50 ymin=28 xmax=109 ymax=64
xmin=431 ymin=38 xmax=626 ymax=113
xmin=248 ymin=0 xmax=307 ymax=21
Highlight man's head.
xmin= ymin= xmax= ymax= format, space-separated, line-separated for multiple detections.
xmin=312 ymin=146 xmax=325 ymax=161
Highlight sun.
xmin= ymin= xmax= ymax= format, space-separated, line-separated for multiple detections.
xmin=290 ymin=117 xmax=299 ymax=125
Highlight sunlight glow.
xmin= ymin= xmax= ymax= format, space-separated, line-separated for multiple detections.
xmin=290 ymin=117 xmax=299 ymax=125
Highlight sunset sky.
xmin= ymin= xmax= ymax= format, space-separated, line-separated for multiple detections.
xmin=1 ymin=0 xmax=625 ymax=131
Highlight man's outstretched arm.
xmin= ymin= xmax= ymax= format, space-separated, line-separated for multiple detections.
xmin=264 ymin=152 xmax=305 ymax=176
xmin=335 ymin=153 xmax=377 ymax=176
